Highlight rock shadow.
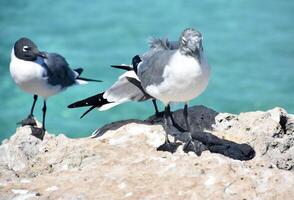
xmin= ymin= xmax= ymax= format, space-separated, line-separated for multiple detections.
xmin=174 ymin=130 xmax=255 ymax=161
xmin=91 ymin=105 xmax=255 ymax=161
xmin=158 ymin=105 xmax=255 ymax=160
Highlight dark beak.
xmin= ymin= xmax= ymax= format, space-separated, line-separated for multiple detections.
xmin=33 ymin=48 xmax=47 ymax=58
xmin=36 ymin=51 xmax=47 ymax=58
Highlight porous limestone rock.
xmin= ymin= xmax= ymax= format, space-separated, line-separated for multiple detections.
xmin=0 ymin=106 xmax=293 ymax=200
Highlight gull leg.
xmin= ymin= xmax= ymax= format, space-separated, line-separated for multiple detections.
xmin=168 ymin=104 xmax=187 ymax=132
xmin=152 ymin=99 xmax=163 ymax=118
xmin=157 ymin=105 xmax=179 ymax=153
xmin=31 ymin=100 xmax=46 ymax=140
xmin=182 ymin=103 xmax=206 ymax=155
xmin=17 ymin=95 xmax=38 ymax=126
xmin=42 ymin=100 xmax=47 ymax=132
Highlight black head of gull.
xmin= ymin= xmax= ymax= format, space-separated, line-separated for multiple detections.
xmin=14 ymin=37 xmax=46 ymax=61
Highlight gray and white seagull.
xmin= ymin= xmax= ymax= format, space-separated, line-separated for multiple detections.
xmin=10 ymin=37 xmax=101 ymax=139
xmin=136 ymin=28 xmax=211 ymax=153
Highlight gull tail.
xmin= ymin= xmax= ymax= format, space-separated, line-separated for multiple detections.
xmin=74 ymin=68 xmax=102 ymax=84
xmin=76 ymin=77 xmax=102 ymax=83
xmin=68 ymin=93 xmax=118 ymax=118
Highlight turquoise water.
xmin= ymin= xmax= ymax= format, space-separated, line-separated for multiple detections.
xmin=0 ymin=0 xmax=294 ymax=141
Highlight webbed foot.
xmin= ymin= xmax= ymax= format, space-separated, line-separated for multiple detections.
xmin=17 ymin=115 xmax=37 ymax=127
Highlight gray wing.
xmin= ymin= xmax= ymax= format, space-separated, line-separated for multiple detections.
xmin=167 ymin=40 xmax=180 ymax=50
xmin=43 ymin=52 xmax=77 ymax=87
xmin=141 ymin=38 xmax=179 ymax=61
xmin=138 ymin=50 xmax=176 ymax=88
xmin=148 ymin=38 xmax=180 ymax=51
xmin=114 ymin=38 xmax=179 ymax=72
xmin=104 ymin=71 xmax=151 ymax=102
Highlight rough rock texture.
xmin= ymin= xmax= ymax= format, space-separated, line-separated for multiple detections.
xmin=0 ymin=106 xmax=293 ymax=200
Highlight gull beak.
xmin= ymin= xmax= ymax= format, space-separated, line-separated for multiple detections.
xmin=36 ymin=51 xmax=47 ymax=58
xmin=33 ymin=48 xmax=47 ymax=58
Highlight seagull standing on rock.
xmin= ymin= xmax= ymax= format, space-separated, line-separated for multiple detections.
xmin=9 ymin=38 xmax=101 ymax=139
xmin=137 ymin=28 xmax=211 ymax=153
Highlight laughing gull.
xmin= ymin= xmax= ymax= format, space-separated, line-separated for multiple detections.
xmin=135 ymin=28 xmax=211 ymax=153
xmin=67 ymin=38 xmax=181 ymax=119
xmin=10 ymin=37 xmax=101 ymax=139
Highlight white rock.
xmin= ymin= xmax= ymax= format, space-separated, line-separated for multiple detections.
xmin=45 ymin=186 xmax=59 ymax=192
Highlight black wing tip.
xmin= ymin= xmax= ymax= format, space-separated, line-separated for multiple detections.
xmin=67 ymin=104 xmax=76 ymax=108
xmin=67 ymin=92 xmax=109 ymax=118
xmin=90 ymin=79 xmax=103 ymax=83
xmin=77 ymin=77 xmax=103 ymax=82
xmin=74 ymin=68 xmax=84 ymax=75
xmin=67 ymin=92 xmax=107 ymax=109
xmin=132 ymin=55 xmax=142 ymax=67
xmin=67 ymin=99 xmax=90 ymax=109
xmin=110 ymin=65 xmax=133 ymax=71
xmin=80 ymin=106 xmax=96 ymax=119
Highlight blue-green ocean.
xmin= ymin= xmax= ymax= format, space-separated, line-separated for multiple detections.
xmin=0 ymin=0 xmax=293 ymax=141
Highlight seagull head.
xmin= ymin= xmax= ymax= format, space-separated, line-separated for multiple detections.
xmin=179 ymin=28 xmax=203 ymax=56
xmin=13 ymin=37 xmax=47 ymax=61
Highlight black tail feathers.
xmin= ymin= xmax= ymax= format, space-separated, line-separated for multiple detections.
xmin=110 ymin=55 xmax=141 ymax=74
xmin=110 ymin=65 xmax=133 ymax=71
xmin=74 ymin=68 xmax=84 ymax=75
xmin=68 ymin=92 xmax=109 ymax=118
xmin=74 ymin=68 xmax=102 ymax=83
xmin=80 ymin=106 xmax=96 ymax=119
xmin=76 ymin=77 xmax=102 ymax=83
xmin=132 ymin=55 xmax=141 ymax=74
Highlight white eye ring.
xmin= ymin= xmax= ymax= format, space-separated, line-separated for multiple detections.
xmin=23 ymin=46 xmax=29 ymax=52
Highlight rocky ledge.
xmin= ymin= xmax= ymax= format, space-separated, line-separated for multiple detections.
xmin=0 ymin=106 xmax=294 ymax=200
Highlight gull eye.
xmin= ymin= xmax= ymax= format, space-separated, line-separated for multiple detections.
xmin=23 ymin=46 xmax=30 ymax=52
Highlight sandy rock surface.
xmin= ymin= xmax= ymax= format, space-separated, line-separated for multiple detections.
xmin=0 ymin=106 xmax=293 ymax=200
